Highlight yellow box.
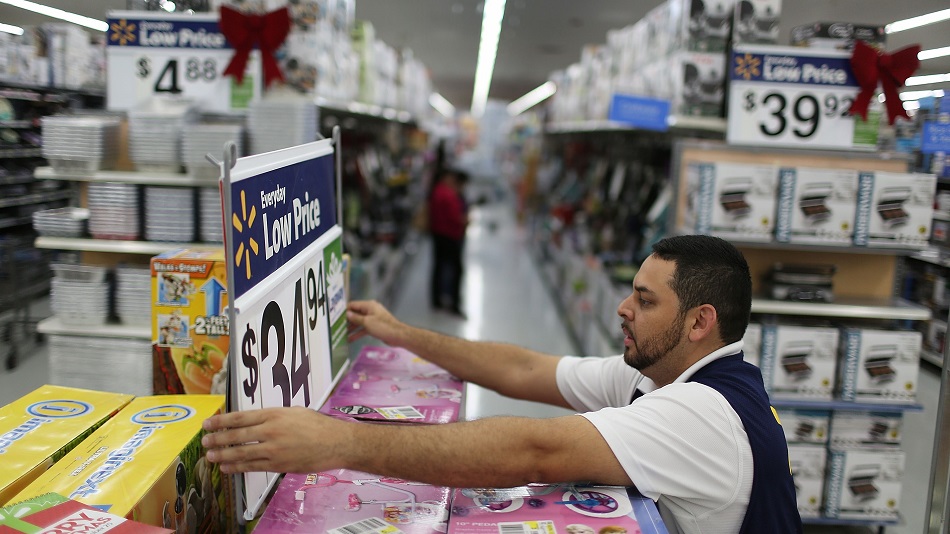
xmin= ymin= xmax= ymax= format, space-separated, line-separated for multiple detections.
xmin=151 ymin=249 xmax=230 ymax=396
xmin=0 ymin=385 xmax=133 ymax=506
xmin=14 ymin=395 xmax=232 ymax=533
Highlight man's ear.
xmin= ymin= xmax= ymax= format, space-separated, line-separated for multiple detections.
xmin=687 ymin=304 xmax=718 ymax=342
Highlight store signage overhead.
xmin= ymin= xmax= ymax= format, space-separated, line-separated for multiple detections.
xmin=106 ymin=10 xmax=259 ymax=112
xmin=727 ymin=45 xmax=876 ymax=151
xmin=921 ymin=122 xmax=950 ymax=154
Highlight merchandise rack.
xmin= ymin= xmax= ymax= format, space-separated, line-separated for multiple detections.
xmin=545 ymin=116 xmax=727 ymax=135
xmin=34 ymin=237 xmax=218 ymax=256
xmin=36 ymin=316 xmax=150 ymax=341
xmin=34 ymin=167 xmax=219 ymax=187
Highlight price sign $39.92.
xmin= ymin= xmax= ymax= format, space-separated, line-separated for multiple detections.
xmin=730 ymin=84 xmax=858 ymax=148
xmin=240 ymin=259 xmax=331 ymax=408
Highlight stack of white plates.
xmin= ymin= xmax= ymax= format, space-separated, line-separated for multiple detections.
xmin=32 ymin=207 xmax=89 ymax=237
xmin=183 ymin=123 xmax=243 ymax=178
xmin=50 ymin=263 xmax=109 ymax=326
xmin=145 ymin=186 xmax=194 ymax=242
xmin=49 ymin=335 xmax=153 ymax=396
xmin=247 ymin=98 xmax=318 ymax=154
xmin=199 ymin=187 xmax=223 ymax=243
xmin=115 ymin=265 xmax=152 ymax=326
xmin=88 ymin=183 xmax=140 ymax=240
xmin=41 ymin=116 xmax=120 ymax=174
xmin=128 ymin=106 xmax=196 ymax=172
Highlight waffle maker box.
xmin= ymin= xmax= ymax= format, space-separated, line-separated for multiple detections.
xmin=787 ymin=444 xmax=826 ymax=518
xmin=853 ymin=171 xmax=935 ymax=249
xmin=838 ymin=328 xmax=920 ymax=403
xmin=776 ymin=408 xmax=829 ymax=444
xmin=732 ymin=0 xmax=782 ymax=45
xmin=829 ymin=411 xmax=902 ymax=449
xmin=775 ymin=166 xmax=859 ymax=245
xmin=825 ymin=449 xmax=904 ymax=520
xmin=683 ymin=162 xmax=778 ymax=241
xmin=760 ymin=324 xmax=838 ymax=400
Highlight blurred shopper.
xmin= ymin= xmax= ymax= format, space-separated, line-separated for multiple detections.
xmin=428 ymin=168 xmax=468 ymax=316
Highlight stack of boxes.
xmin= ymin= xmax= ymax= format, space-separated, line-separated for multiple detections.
xmin=0 ymin=25 xmax=102 ymax=89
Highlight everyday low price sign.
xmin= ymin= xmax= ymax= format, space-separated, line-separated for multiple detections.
xmin=727 ymin=45 xmax=875 ymax=150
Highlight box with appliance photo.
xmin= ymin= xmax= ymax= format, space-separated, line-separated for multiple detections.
xmin=670 ymin=51 xmax=727 ymax=117
xmin=732 ymin=0 xmax=781 ymax=44
xmin=765 ymin=263 xmax=836 ymax=303
xmin=829 ymin=411 xmax=902 ymax=449
xmin=853 ymin=171 xmax=936 ymax=249
xmin=0 ymin=493 xmax=172 ymax=533
xmin=14 ymin=395 xmax=233 ymax=534
xmin=824 ymin=449 xmax=904 ymax=520
xmin=682 ymin=162 xmax=778 ymax=241
xmin=787 ymin=444 xmax=826 ymax=519
xmin=777 ymin=408 xmax=829 ymax=444
xmin=759 ymin=324 xmax=838 ymax=399
xmin=838 ymin=328 xmax=921 ymax=403
xmin=742 ymin=322 xmax=761 ymax=367
xmin=151 ymin=249 xmax=230 ymax=396
xmin=790 ymin=22 xmax=886 ymax=51
xmin=0 ymin=385 xmax=133 ymax=507
xmin=253 ymin=469 xmax=451 ymax=534
xmin=775 ymin=167 xmax=859 ymax=246
xmin=669 ymin=0 xmax=736 ymax=52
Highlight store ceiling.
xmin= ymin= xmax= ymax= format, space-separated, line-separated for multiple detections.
xmin=1 ymin=0 xmax=948 ymax=111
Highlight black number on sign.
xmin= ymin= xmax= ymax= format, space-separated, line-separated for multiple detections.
xmin=840 ymin=96 xmax=854 ymax=117
xmin=186 ymin=58 xmax=217 ymax=81
xmin=260 ymin=301 xmax=291 ymax=406
xmin=306 ymin=267 xmax=319 ymax=329
xmin=241 ymin=324 xmax=259 ymax=401
xmin=792 ymin=94 xmax=820 ymax=138
xmin=318 ymin=261 xmax=330 ymax=318
xmin=186 ymin=58 xmax=201 ymax=81
xmin=290 ymin=278 xmax=312 ymax=405
xmin=759 ymin=92 xmax=787 ymax=137
xmin=824 ymin=94 xmax=838 ymax=117
xmin=154 ymin=59 xmax=183 ymax=94
xmin=203 ymin=59 xmax=216 ymax=80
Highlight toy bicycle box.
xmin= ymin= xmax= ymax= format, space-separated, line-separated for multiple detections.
xmin=254 ymin=469 xmax=452 ymax=534
xmin=13 ymin=395 xmax=232 ymax=533
xmin=0 ymin=385 xmax=133 ymax=506
xmin=447 ymin=484 xmax=669 ymax=534
xmin=0 ymin=492 xmax=172 ymax=533
xmin=151 ymin=249 xmax=230 ymax=396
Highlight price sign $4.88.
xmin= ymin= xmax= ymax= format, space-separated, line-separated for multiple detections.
xmin=240 ymin=260 xmax=331 ymax=408
xmin=136 ymin=55 xmax=218 ymax=95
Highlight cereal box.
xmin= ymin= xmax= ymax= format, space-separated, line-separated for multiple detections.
xmin=13 ymin=395 xmax=232 ymax=533
xmin=151 ymin=249 xmax=230 ymax=396
xmin=0 ymin=492 xmax=172 ymax=533
xmin=0 ymin=385 xmax=133 ymax=506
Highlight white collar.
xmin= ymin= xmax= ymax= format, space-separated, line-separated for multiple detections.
xmin=636 ymin=340 xmax=745 ymax=394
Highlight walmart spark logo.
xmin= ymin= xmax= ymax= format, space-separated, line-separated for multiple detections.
xmin=109 ymin=19 xmax=137 ymax=46
xmin=232 ymin=190 xmax=260 ymax=280
xmin=734 ymin=53 xmax=761 ymax=80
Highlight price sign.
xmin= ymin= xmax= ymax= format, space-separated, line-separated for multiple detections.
xmin=222 ymin=140 xmax=342 ymax=521
xmin=106 ymin=10 xmax=259 ymax=111
xmin=727 ymin=45 xmax=873 ymax=150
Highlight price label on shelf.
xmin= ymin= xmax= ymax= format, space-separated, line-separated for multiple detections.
xmin=727 ymin=45 xmax=873 ymax=150
xmin=105 ymin=10 xmax=259 ymax=111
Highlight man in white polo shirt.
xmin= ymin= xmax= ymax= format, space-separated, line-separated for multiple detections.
xmin=202 ymin=234 xmax=802 ymax=534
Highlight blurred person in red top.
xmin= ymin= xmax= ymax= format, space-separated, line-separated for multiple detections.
xmin=429 ymin=168 xmax=469 ymax=316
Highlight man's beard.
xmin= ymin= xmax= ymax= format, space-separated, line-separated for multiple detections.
xmin=623 ymin=313 xmax=686 ymax=371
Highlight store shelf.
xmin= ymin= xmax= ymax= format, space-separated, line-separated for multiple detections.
xmin=545 ymin=116 xmax=727 ymax=135
xmin=35 ymin=236 xmax=220 ymax=255
xmin=733 ymin=239 xmax=928 ymax=256
xmin=0 ymin=189 xmax=72 ymax=209
xmin=934 ymin=212 xmax=950 ymax=222
xmin=35 ymin=167 xmax=219 ymax=186
xmin=37 ymin=316 xmax=150 ymax=340
xmin=771 ymin=398 xmax=923 ymax=412
xmin=910 ymin=248 xmax=950 ymax=268
xmin=0 ymin=147 xmax=42 ymax=158
xmin=0 ymin=173 xmax=37 ymax=185
xmin=316 ymin=98 xmax=414 ymax=124
xmin=0 ymin=215 xmax=33 ymax=230
xmin=751 ymin=296 xmax=931 ymax=321
xmin=801 ymin=516 xmax=899 ymax=527
xmin=922 ymin=348 xmax=946 ymax=368
xmin=0 ymin=78 xmax=105 ymax=99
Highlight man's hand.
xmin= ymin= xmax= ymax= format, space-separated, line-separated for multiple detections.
xmin=346 ymin=300 xmax=408 ymax=345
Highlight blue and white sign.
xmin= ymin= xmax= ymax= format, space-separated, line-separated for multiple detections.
xmin=727 ymin=45 xmax=868 ymax=150
xmin=921 ymin=122 xmax=950 ymax=154
xmin=222 ymin=140 xmax=341 ymax=522
xmin=106 ymin=10 xmax=259 ymax=111
xmin=608 ymin=94 xmax=670 ymax=132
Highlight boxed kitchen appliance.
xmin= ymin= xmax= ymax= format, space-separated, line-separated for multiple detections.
xmin=853 ymin=171 xmax=935 ymax=249
xmin=824 ymin=449 xmax=903 ymax=520
xmin=788 ymin=444 xmax=826 ymax=518
xmin=830 ymin=411 xmax=902 ymax=449
xmin=732 ymin=0 xmax=782 ymax=44
xmin=838 ymin=328 xmax=920 ymax=403
xmin=777 ymin=408 xmax=830 ymax=444
xmin=683 ymin=162 xmax=778 ymax=241
xmin=775 ymin=167 xmax=859 ymax=245
xmin=760 ymin=325 xmax=838 ymax=399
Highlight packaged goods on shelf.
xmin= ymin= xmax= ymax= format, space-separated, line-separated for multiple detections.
xmin=87 ymin=182 xmax=141 ymax=240
xmin=760 ymin=324 xmax=838 ymax=400
xmin=198 ymin=187 xmax=224 ymax=243
xmin=682 ymin=162 xmax=778 ymax=242
xmin=41 ymin=116 xmax=120 ymax=174
xmin=670 ymin=51 xmax=727 ymax=117
xmin=853 ymin=171 xmax=936 ymax=249
xmin=765 ymin=263 xmax=835 ymax=303
xmin=41 ymin=24 xmax=96 ymax=90
xmin=790 ymin=22 xmax=887 ymax=51
xmin=732 ymin=0 xmax=782 ymax=45
xmin=742 ymin=322 xmax=761 ymax=367
xmin=775 ymin=167 xmax=859 ymax=245
xmin=247 ymin=97 xmax=318 ymax=155
xmin=31 ymin=207 xmax=88 ymax=238
xmin=182 ymin=124 xmax=243 ymax=179
xmin=128 ymin=104 xmax=197 ymax=173
xmin=777 ymin=408 xmax=830 ymax=444
xmin=788 ymin=444 xmax=826 ymax=518
xmin=48 ymin=336 xmax=153 ymax=396
xmin=0 ymin=492 xmax=173 ymax=533
xmin=115 ymin=265 xmax=152 ymax=326
xmin=144 ymin=186 xmax=196 ymax=243
xmin=838 ymin=328 xmax=921 ymax=403
xmin=669 ymin=0 xmax=736 ymax=52
xmin=830 ymin=411 xmax=903 ymax=449
xmin=255 ymin=469 xmax=451 ymax=534
xmin=14 ymin=395 xmax=232 ymax=533
xmin=49 ymin=263 xmax=108 ymax=327
xmin=0 ymin=385 xmax=133 ymax=506
xmin=151 ymin=249 xmax=229 ymax=396
xmin=824 ymin=449 xmax=904 ymax=520
xmin=925 ymin=318 xmax=946 ymax=355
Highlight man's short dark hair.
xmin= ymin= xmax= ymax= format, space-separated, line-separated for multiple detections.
xmin=651 ymin=234 xmax=752 ymax=344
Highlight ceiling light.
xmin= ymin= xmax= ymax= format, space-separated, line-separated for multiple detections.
xmin=903 ymin=100 xmax=921 ymax=111
xmin=429 ymin=92 xmax=456 ymax=118
xmin=919 ymin=46 xmax=950 ymax=61
xmin=0 ymin=0 xmax=108 ymax=32
xmin=886 ymin=8 xmax=950 ymax=33
xmin=470 ymin=0 xmax=506 ymax=117
xmin=0 ymin=23 xmax=24 ymax=35
xmin=904 ymin=73 xmax=950 ymax=87
xmin=900 ymin=89 xmax=945 ymax=101
xmin=507 ymin=81 xmax=556 ymax=116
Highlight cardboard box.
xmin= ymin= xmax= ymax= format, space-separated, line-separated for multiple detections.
xmin=777 ymin=409 xmax=830 ymax=444
xmin=670 ymin=51 xmax=727 ymax=117
xmin=760 ymin=325 xmax=838 ymax=399
xmin=775 ymin=167 xmax=859 ymax=245
xmin=824 ymin=449 xmax=904 ymax=520
xmin=838 ymin=328 xmax=920 ymax=403
xmin=854 ymin=171 xmax=936 ymax=249
xmin=788 ymin=444 xmax=826 ymax=518
xmin=732 ymin=0 xmax=782 ymax=44
xmin=0 ymin=493 xmax=172 ymax=533
xmin=683 ymin=162 xmax=778 ymax=242
xmin=0 ymin=385 xmax=133 ymax=506
xmin=743 ymin=322 xmax=762 ymax=367
xmin=670 ymin=0 xmax=735 ymax=52
xmin=151 ymin=249 xmax=230 ymax=396
xmin=790 ymin=22 xmax=886 ymax=51
xmin=14 ymin=395 xmax=232 ymax=533
xmin=830 ymin=411 xmax=902 ymax=449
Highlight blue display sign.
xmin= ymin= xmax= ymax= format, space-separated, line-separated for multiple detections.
xmin=608 ymin=94 xmax=670 ymax=132
xmin=229 ymin=153 xmax=337 ymax=300
xmin=730 ymin=50 xmax=857 ymax=87
xmin=921 ymin=122 xmax=950 ymax=154
xmin=106 ymin=16 xmax=228 ymax=49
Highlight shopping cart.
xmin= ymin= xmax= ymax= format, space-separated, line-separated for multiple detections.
xmin=0 ymin=234 xmax=51 ymax=370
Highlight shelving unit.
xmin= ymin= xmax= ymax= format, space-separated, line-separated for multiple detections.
xmin=545 ymin=116 xmax=727 ymax=135
xmin=35 ymin=167 xmax=219 ymax=187
xmin=35 ymin=236 xmax=217 ymax=255
xmin=36 ymin=316 xmax=150 ymax=341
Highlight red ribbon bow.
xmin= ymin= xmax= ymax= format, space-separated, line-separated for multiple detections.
xmin=219 ymin=5 xmax=291 ymax=88
xmin=849 ymin=40 xmax=921 ymax=125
